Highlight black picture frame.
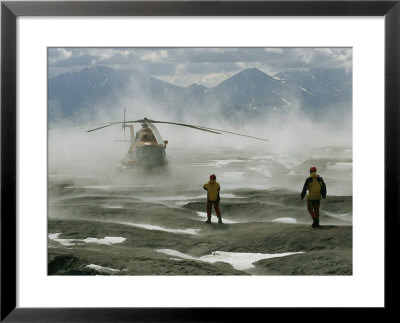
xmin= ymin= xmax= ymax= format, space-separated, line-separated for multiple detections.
xmin=1 ymin=1 xmax=399 ymax=321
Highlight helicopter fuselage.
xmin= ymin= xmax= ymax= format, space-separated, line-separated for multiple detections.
xmin=122 ymin=125 xmax=168 ymax=168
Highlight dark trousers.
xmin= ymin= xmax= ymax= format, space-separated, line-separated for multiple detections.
xmin=307 ymin=200 xmax=320 ymax=220
xmin=206 ymin=202 xmax=221 ymax=218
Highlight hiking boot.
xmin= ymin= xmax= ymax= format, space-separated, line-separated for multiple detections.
xmin=218 ymin=217 xmax=223 ymax=224
xmin=205 ymin=218 xmax=211 ymax=224
xmin=312 ymin=219 xmax=320 ymax=228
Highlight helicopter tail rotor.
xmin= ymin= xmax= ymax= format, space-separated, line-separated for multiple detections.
xmin=123 ymin=106 xmax=127 ymax=141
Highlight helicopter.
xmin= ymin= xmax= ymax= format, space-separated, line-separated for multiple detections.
xmin=86 ymin=109 xmax=269 ymax=168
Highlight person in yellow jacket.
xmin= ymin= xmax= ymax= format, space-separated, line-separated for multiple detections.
xmin=203 ymin=174 xmax=222 ymax=224
xmin=300 ymin=166 xmax=327 ymax=228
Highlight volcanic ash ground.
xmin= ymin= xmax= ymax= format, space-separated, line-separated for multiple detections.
xmin=48 ymin=147 xmax=352 ymax=276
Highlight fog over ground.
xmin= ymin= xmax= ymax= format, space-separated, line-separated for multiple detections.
xmin=49 ymin=95 xmax=352 ymax=162
xmin=49 ymin=100 xmax=352 ymax=197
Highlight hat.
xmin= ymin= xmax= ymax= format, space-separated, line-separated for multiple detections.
xmin=309 ymin=166 xmax=317 ymax=172
xmin=210 ymin=174 xmax=216 ymax=180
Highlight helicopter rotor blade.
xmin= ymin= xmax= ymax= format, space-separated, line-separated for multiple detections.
xmin=120 ymin=119 xmax=145 ymax=124
xmin=86 ymin=122 xmax=119 ymax=132
xmin=148 ymin=120 xmax=268 ymax=141
xmin=86 ymin=119 xmax=144 ymax=132
xmin=49 ymin=123 xmax=111 ymax=133
xmin=148 ymin=120 xmax=222 ymax=134
xmin=85 ymin=117 xmax=268 ymax=141
xmin=87 ymin=119 xmax=222 ymax=134
xmin=194 ymin=126 xmax=269 ymax=142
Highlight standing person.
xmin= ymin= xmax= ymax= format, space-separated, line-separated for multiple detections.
xmin=301 ymin=166 xmax=327 ymax=228
xmin=203 ymin=174 xmax=223 ymax=224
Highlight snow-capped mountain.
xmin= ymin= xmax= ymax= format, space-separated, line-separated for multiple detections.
xmin=275 ymin=68 xmax=352 ymax=114
xmin=48 ymin=66 xmax=184 ymax=120
xmin=204 ymin=68 xmax=300 ymax=116
xmin=48 ymin=66 xmax=351 ymax=124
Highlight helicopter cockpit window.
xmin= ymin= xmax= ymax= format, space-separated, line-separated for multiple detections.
xmin=141 ymin=130 xmax=156 ymax=142
xmin=142 ymin=134 xmax=152 ymax=141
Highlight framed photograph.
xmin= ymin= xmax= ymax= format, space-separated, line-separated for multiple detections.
xmin=1 ymin=0 xmax=398 ymax=321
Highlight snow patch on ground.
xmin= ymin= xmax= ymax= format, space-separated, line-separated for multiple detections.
xmin=249 ymin=166 xmax=272 ymax=178
xmin=140 ymin=195 xmax=202 ymax=202
xmin=102 ymin=205 xmax=123 ymax=209
xmin=272 ymin=217 xmax=298 ymax=224
xmin=156 ymin=249 xmax=304 ymax=271
xmin=326 ymin=162 xmax=353 ymax=171
xmin=208 ymin=159 xmax=248 ymax=167
xmin=220 ymin=172 xmax=246 ymax=181
xmin=250 ymin=154 xmax=303 ymax=169
xmin=86 ymin=264 xmax=121 ymax=274
xmin=48 ymin=233 xmax=126 ymax=246
xmin=116 ymin=222 xmax=200 ymax=235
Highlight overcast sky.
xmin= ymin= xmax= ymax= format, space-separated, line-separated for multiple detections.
xmin=48 ymin=47 xmax=352 ymax=88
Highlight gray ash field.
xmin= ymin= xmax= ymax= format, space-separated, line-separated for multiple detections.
xmin=48 ymin=145 xmax=352 ymax=276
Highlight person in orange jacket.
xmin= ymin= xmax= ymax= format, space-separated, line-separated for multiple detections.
xmin=301 ymin=166 xmax=327 ymax=228
xmin=203 ymin=174 xmax=222 ymax=224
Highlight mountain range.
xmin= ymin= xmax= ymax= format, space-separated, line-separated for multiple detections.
xmin=48 ymin=66 xmax=352 ymax=124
